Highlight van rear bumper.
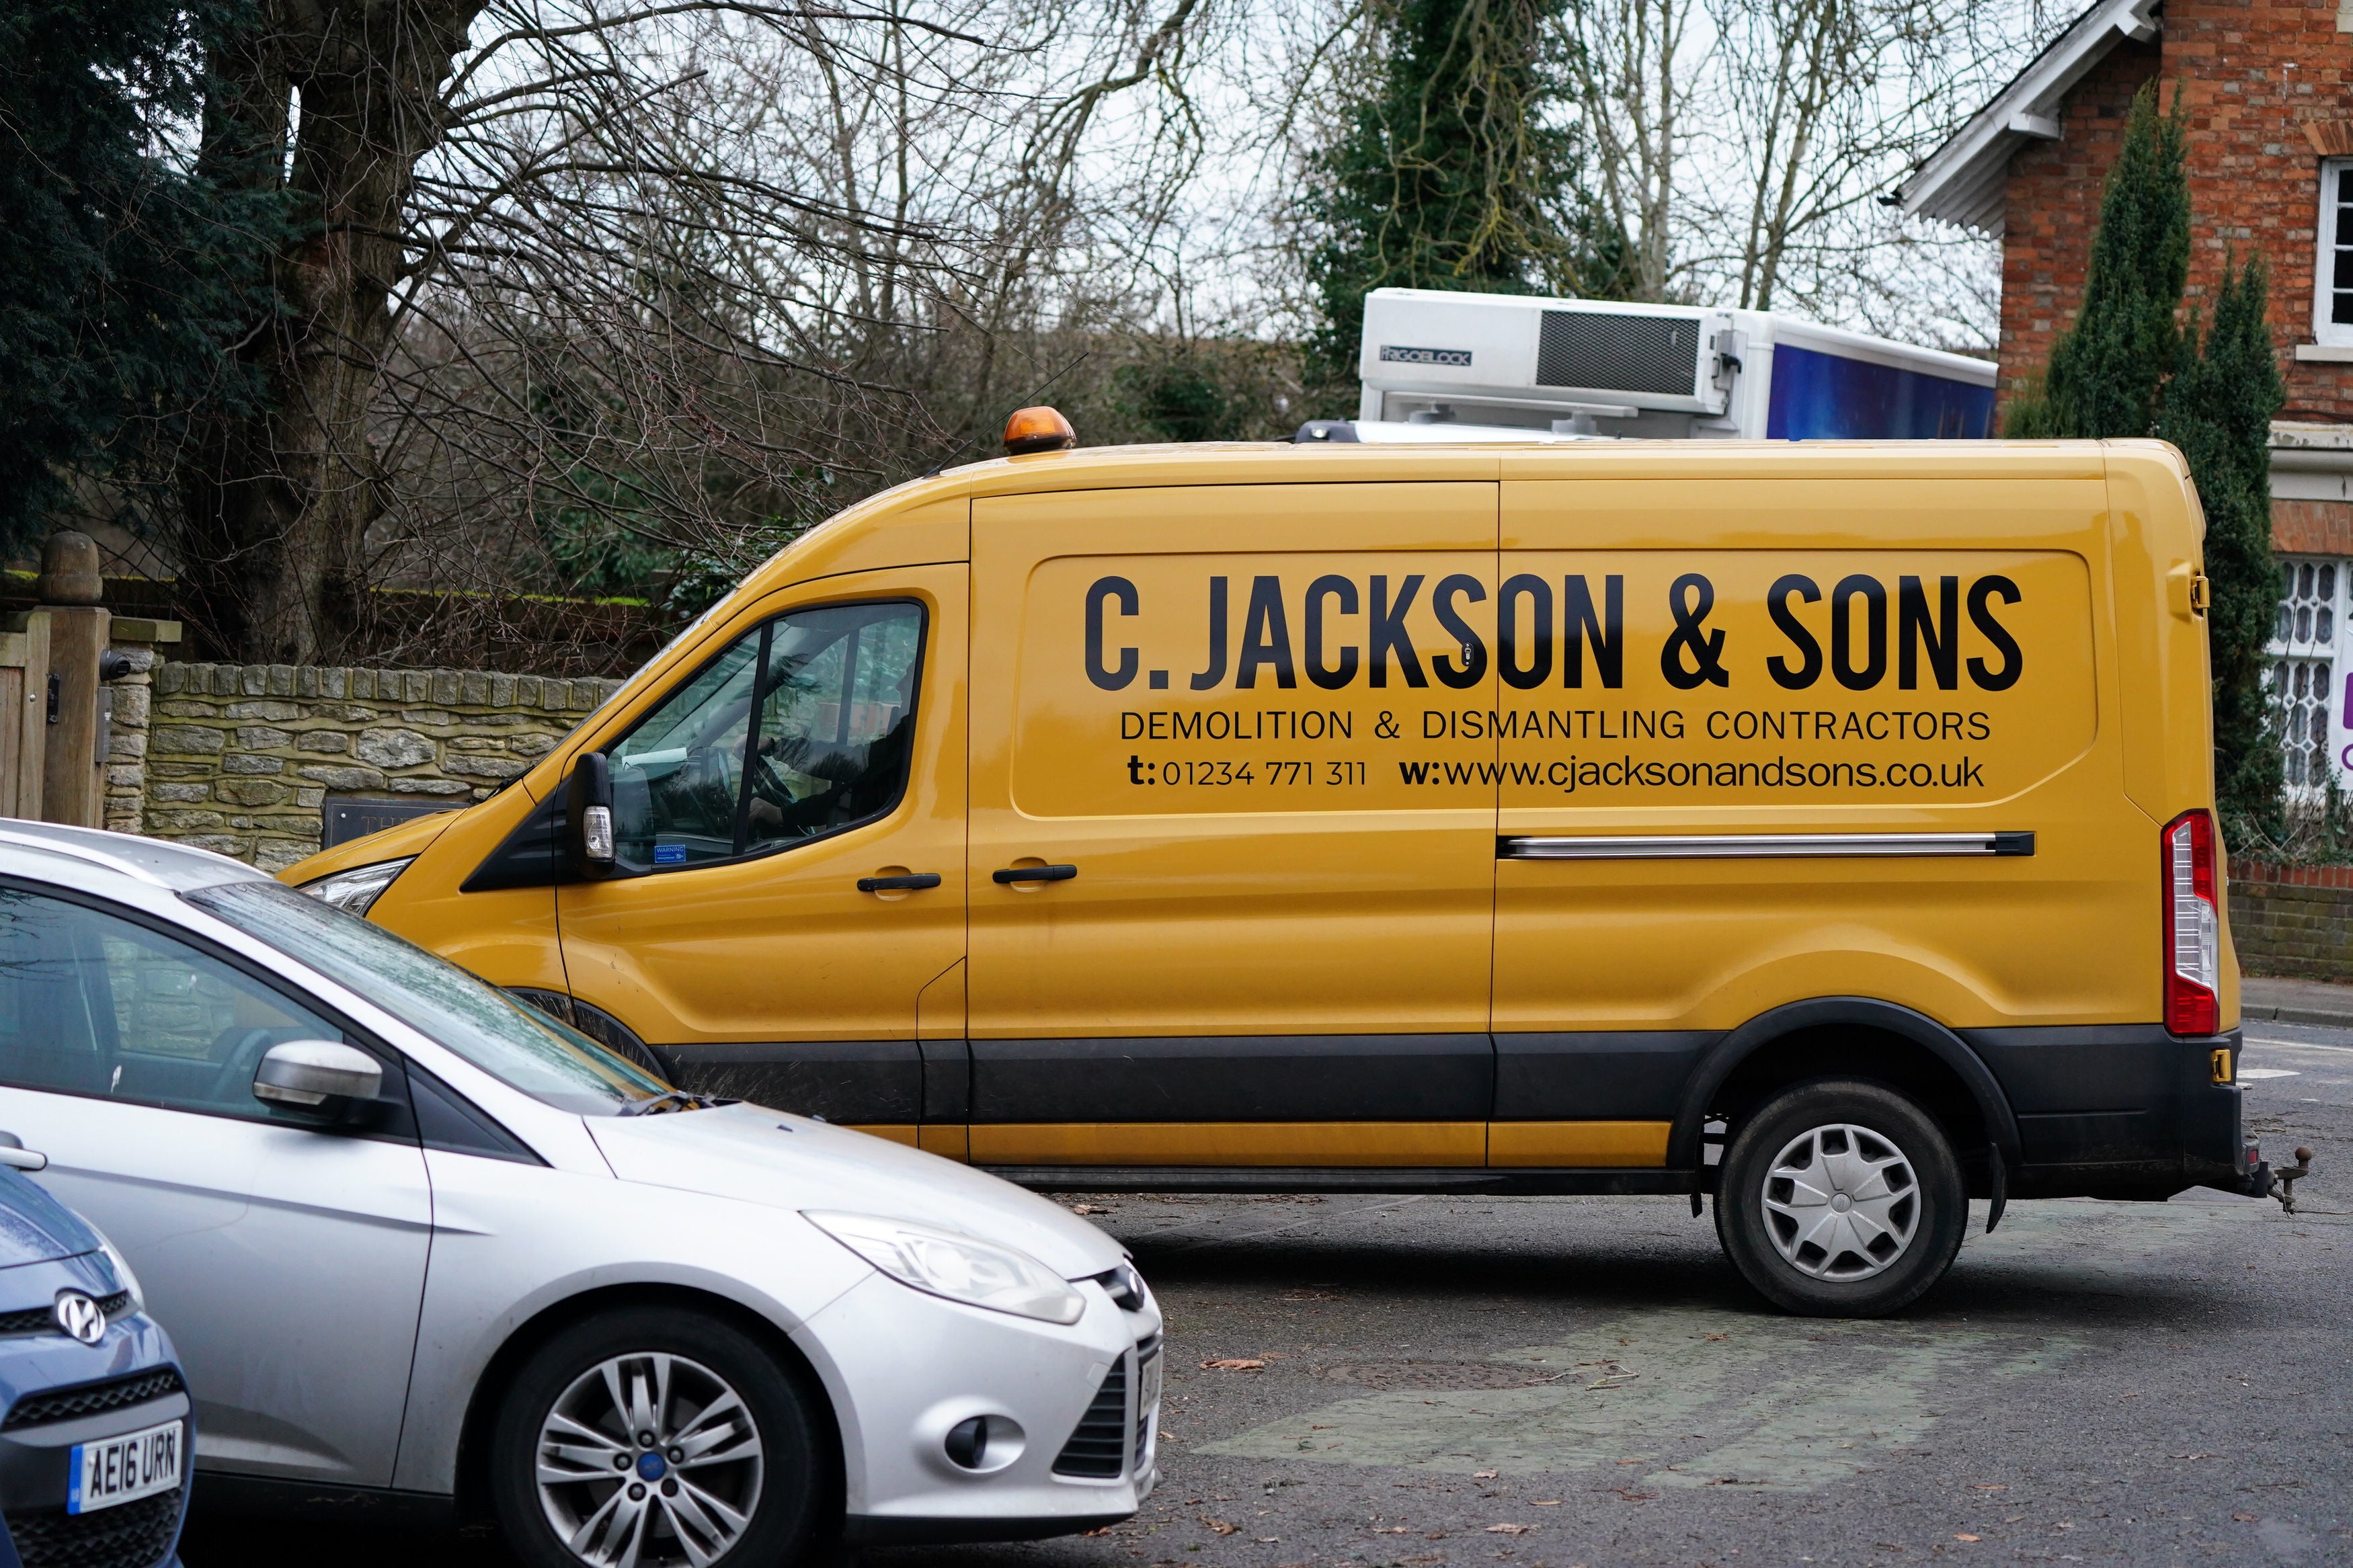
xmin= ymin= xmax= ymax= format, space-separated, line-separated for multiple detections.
xmin=1962 ymin=1025 xmax=2256 ymax=1199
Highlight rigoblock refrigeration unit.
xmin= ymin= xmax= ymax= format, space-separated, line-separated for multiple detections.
xmin=1326 ymin=288 xmax=1997 ymax=444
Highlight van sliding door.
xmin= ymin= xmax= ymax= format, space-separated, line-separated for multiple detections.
xmin=1491 ymin=470 xmax=2112 ymax=1171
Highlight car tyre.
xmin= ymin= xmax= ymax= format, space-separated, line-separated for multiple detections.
xmin=1714 ymin=1078 xmax=1966 ymax=1317
xmin=491 ymin=1307 xmax=825 ymax=1568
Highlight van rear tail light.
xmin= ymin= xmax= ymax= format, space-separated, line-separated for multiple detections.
xmin=2163 ymin=809 xmax=2219 ymax=1036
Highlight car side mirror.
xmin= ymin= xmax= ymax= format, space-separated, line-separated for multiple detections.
xmin=566 ymin=751 xmax=620 ymax=879
xmin=253 ymin=1041 xmax=383 ymax=1117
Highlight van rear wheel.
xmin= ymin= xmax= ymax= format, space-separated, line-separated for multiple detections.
xmin=1714 ymin=1079 xmax=1966 ymax=1317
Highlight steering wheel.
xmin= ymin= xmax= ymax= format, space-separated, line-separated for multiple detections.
xmin=205 ymin=1027 xmax=298 ymax=1108
xmin=747 ymin=747 xmax=799 ymax=810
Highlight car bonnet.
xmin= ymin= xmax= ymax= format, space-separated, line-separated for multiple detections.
xmin=588 ymin=1104 xmax=1129 ymax=1280
xmin=0 ymin=1168 xmax=102 ymax=1269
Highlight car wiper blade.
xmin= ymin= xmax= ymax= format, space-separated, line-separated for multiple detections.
xmin=620 ymin=1089 xmax=705 ymax=1117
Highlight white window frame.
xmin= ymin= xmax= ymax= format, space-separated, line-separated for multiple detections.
xmin=2270 ymin=554 xmax=2350 ymax=796
xmin=2315 ymin=159 xmax=2353 ymax=346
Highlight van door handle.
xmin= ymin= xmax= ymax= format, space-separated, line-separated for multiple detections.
xmin=992 ymin=864 xmax=1077 ymax=884
xmin=856 ymin=873 xmax=943 ymax=893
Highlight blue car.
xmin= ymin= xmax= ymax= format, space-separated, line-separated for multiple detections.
xmin=0 ymin=1134 xmax=186 ymax=1568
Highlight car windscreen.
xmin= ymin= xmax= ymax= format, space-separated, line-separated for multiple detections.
xmin=184 ymin=880 xmax=665 ymax=1114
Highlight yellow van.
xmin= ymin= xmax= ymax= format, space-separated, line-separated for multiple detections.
xmin=285 ymin=427 xmax=2260 ymax=1315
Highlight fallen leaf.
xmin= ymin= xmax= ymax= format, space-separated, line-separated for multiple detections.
xmin=1954 ymin=1535 xmax=1980 ymax=1543
xmin=1531 ymin=1501 xmax=1561 ymax=1507
xmin=1373 ymin=1527 xmax=1410 ymax=1534
xmin=1704 ymin=1333 xmax=1730 ymax=1341
xmin=2234 ymin=1514 xmax=2258 ymax=1522
xmin=1070 ymin=1204 xmax=1116 ymax=1215
xmin=1473 ymin=1471 xmax=1499 ymax=1480
xmin=1485 ymin=1524 xmax=1531 ymax=1536
xmin=1202 ymin=1358 xmax=1266 ymax=1371
xmin=1204 ymin=1519 xmax=1239 ymax=1536
xmin=1254 ymin=1538 xmax=1279 ymax=1545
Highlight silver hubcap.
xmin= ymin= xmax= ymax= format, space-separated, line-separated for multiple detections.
xmin=1761 ymin=1122 xmax=1921 ymax=1281
xmin=534 ymin=1353 xmax=764 ymax=1567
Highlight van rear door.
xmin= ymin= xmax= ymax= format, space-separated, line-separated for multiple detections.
xmin=966 ymin=481 xmax=1499 ymax=1170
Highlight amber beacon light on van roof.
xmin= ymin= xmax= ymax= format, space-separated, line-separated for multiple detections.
xmin=1004 ymin=407 xmax=1078 ymax=456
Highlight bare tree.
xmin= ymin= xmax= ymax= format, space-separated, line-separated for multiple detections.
xmin=156 ymin=0 xmax=1218 ymax=664
xmin=1561 ymin=0 xmax=1699 ymax=302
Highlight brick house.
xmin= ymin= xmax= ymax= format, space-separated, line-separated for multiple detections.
xmin=1901 ymin=0 xmax=2353 ymax=795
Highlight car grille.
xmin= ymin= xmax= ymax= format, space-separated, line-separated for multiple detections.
xmin=5 ymin=1488 xmax=183 ymax=1568
xmin=0 ymin=1292 xmax=132 ymax=1339
xmin=1052 ymin=1358 xmax=1129 ymax=1478
xmin=3 ymin=1368 xmax=184 ymax=1432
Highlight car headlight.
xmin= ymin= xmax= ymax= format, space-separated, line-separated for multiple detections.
xmin=94 ymin=1237 xmax=143 ymax=1313
xmin=298 ymin=858 xmax=413 ymax=917
xmin=803 ymin=1211 xmax=1084 ymax=1325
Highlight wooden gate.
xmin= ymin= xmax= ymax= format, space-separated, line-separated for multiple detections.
xmin=0 ymin=616 xmax=51 ymax=820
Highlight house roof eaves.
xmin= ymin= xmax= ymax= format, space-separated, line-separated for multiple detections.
xmin=1899 ymin=0 xmax=2161 ymax=235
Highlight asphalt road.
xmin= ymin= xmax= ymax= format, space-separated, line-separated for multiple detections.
xmin=184 ymin=1029 xmax=2353 ymax=1568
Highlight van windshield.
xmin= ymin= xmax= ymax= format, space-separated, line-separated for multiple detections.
xmin=184 ymin=880 xmax=666 ymax=1114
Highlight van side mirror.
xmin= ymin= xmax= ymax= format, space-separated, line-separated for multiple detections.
xmin=253 ymin=1041 xmax=383 ymax=1117
xmin=566 ymin=752 xmax=619 ymax=878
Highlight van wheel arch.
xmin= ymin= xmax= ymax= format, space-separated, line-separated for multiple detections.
xmin=1673 ymin=997 xmax=2022 ymax=1181
xmin=453 ymin=1283 xmax=844 ymax=1530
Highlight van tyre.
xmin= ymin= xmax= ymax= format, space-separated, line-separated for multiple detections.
xmin=1714 ymin=1079 xmax=1966 ymax=1317
xmin=491 ymin=1307 xmax=824 ymax=1568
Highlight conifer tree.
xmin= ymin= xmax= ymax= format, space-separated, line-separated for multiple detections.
xmin=2162 ymin=256 xmax=2288 ymax=847
xmin=2005 ymin=79 xmax=2286 ymax=843
xmin=1298 ymin=0 xmax=1625 ymax=405
xmin=0 ymin=0 xmax=281 ymax=548
xmin=2002 ymin=81 xmax=2188 ymax=440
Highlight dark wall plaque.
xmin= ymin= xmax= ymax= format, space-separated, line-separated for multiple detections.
xmin=323 ymin=794 xmax=466 ymax=850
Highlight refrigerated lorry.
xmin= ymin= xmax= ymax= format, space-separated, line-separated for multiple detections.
xmin=1310 ymin=287 xmax=1999 ymax=445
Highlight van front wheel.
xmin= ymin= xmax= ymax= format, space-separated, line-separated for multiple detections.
xmin=1713 ymin=1079 xmax=1966 ymax=1317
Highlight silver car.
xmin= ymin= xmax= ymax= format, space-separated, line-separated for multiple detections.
xmin=0 ymin=822 xmax=1160 ymax=1567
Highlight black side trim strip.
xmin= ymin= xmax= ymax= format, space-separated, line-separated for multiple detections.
xmin=1494 ymin=1031 xmax=1718 ymax=1120
xmin=1993 ymin=831 xmax=2036 ymax=856
xmin=971 ymin=1034 xmax=1492 ymax=1122
xmin=986 ymin=1166 xmax=1695 ymax=1196
xmin=665 ymin=1040 xmax=922 ymax=1122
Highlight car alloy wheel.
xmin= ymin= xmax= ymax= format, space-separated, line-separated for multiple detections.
xmin=534 ymin=1351 xmax=764 ymax=1568
xmin=493 ymin=1309 xmax=822 ymax=1568
xmin=1758 ymin=1122 xmax=1919 ymax=1280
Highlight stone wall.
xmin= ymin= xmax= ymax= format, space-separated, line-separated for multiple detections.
xmin=2230 ymin=860 xmax=2353 ymax=984
xmin=138 ymin=663 xmax=627 ymax=871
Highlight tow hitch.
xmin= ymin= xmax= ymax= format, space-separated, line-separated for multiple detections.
xmin=2266 ymin=1145 xmax=2315 ymax=1214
